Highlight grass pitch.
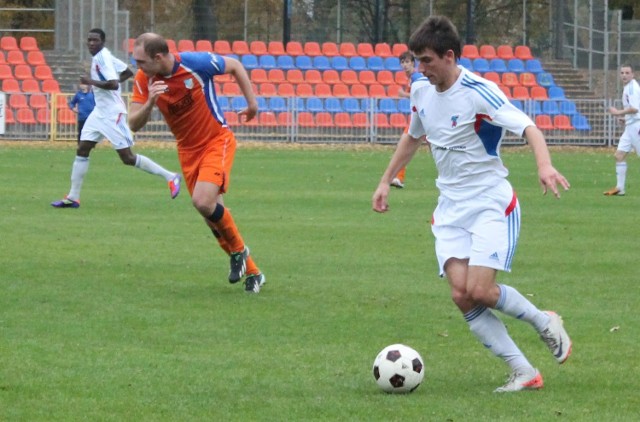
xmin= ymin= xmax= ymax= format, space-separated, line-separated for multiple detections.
xmin=0 ymin=142 xmax=638 ymax=421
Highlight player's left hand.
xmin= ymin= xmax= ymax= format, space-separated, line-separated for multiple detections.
xmin=538 ymin=165 xmax=570 ymax=198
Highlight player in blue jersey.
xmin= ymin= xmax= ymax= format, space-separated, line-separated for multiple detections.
xmin=372 ymin=16 xmax=572 ymax=392
xmin=68 ymin=83 xmax=95 ymax=143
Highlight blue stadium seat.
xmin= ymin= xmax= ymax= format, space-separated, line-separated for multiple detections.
xmin=331 ymin=56 xmax=349 ymax=71
xmin=268 ymin=96 xmax=287 ymax=112
xmin=259 ymin=54 xmax=276 ymax=69
xmin=526 ymin=100 xmax=542 ymax=115
xmin=383 ymin=57 xmax=402 ymax=71
xmin=559 ymin=100 xmax=578 ymax=116
xmin=276 ymin=55 xmax=295 ymax=70
xmin=397 ymin=98 xmax=411 ymax=113
xmin=342 ymin=98 xmax=361 ymax=113
xmin=256 ymin=96 xmax=269 ymax=111
xmin=324 ymin=97 xmax=342 ymax=113
xmin=507 ymin=59 xmax=525 ymax=73
xmin=572 ymin=114 xmax=591 ymax=131
xmin=241 ymin=54 xmax=258 ymax=70
xmin=472 ymin=58 xmax=490 ymax=73
xmin=295 ymin=55 xmax=313 ymax=70
xmin=292 ymin=97 xmax=305 ymax=112
xmin=489 ymin=58 xmax=507 ymax=73
xmin=231 ymin=96 xmax=248 ymax=111
xmin=509 ymin=99 xmax=524 ymax=112
xmin=361 ymin=98 xmax=377 ymax=112
xmin=536 ymin=72 xmax=555 ymax=87
xmin=379 ymin=98 xmax=398 ymax=113
xmin=349 ymin=56 xmax=367 ymax=71
xmin=525 ymin=59 xmax=544 ymax=74
xmin=312 ymin=56 xmax=331 ymax=71
xmin=306 ymin=96 xmax=324 ymax=112
xmin=548 ymin=86 xmax=566 ymax=100
xmin=458 ymin=57 xmax=473 ymax=71
xmin=542 ymin=100 xmax=560 ymax=116
xmin=367 ymin=56 xmax=385 ymax=71
xmin=218 ymin=96 xmax=230 ymax=111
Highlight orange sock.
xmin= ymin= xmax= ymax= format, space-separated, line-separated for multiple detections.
xmin=396 ymin=166 xmax=406 ymax=183
xmin=207 ymin=204 xmax=244 ymax=253
xmin=209 ymin=223 xmax=261 ymax=275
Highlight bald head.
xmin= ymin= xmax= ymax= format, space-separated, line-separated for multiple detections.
xmin=134 ymin=32 xmax=169 ymax=58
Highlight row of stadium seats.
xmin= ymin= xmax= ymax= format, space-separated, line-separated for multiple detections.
xmin=234 ymin=54 xmax=404 ymax=72
xmin=459 ymin=57 xmax=544 ymax=74
xmin=245 ymin=68 xmax=409 ymax=86
xmin=481 ymin=71 xmax=553 ymax=88
xmin=0 ymin=36 xmax=40 ymax=52
xmin=0 ymin=64 xmax=54 ymax=81
xmin=221 ymin=96 xmax=410 ymax=114
xmin=1 ymin=78 xmax=61 ymax=93
xmin=220 ymin=81 xmax=402 ymax=98
xmin=0 ymin=50 xmax=48 ymax=66
xmin=462 ymin=44 xmax=534 ymax=60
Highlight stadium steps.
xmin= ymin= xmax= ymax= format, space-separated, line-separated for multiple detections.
xmin=43 ymin=50 xmax=88 ymax=92
xmin=542 ymin=59 xmax=598 ymax=100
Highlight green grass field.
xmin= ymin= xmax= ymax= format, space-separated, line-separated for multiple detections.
xmin=1 ymin=142 xmax=638 ymax=421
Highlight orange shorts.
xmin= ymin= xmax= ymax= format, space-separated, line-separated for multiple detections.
xmin=177 ymin=132 xmax=237 ymax=195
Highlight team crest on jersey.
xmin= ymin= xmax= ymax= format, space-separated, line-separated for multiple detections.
xmin=451 ymin=114 xmax=460 ymax=128
xmin=419 ymin=108 xmax=426 ymax=118
xmin=184 ymin=78 xmax=194 ymax=89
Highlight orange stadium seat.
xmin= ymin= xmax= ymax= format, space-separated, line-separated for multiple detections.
xmin=29 ymin=93 xmax=48 ymax=109
xmin=250 ymin=68 xmax=268 ymax=84
xmin=321 ymin=42 xmax=339 ymax=57
xmin=286 ymin=41 xmax=303 ymax=56
xmin=304 ymin=69 xmax=322 ymax=85
xmin=259 ymin=111 xmax=278 ymax=127
xmin=512 ymin=86 xmax=529 ymax=99
xmin=479 ymin=45 xmax=497 ymax=59
xmin=16 ymin=108 xmax=36 ymax=124
xmin=277 ymin=111 xmax=292 ymax=125
xmin=2 ymin=78 xmax=20 ymax=92
xmin=41 ymin=79 xmax=60 ymax=93
xmin=535 ymin=114 xmax=554 ymax=130
xmin=514 ymin=45 xmax=534 ymax=60
xmin=314 ymin=83 xmax=331 ymax=97
xmin=339 ymin=42 xmax=357 ymax=58
xmin=55 ymin=94 xmax=68 ymax=109
xmin=272 ymin=83 xmax=293 ymax=98
xmin=303 ymin=42 xmax=322 ymax=57
xmin=530 ymin=86 xmax=548 ymax=100
xmin=0 ymin=64 xmax=12 ymax=80
xmin=34 ymin=65 xmax=53 ymax=80
xmin=484 ymin=71 xmax=500 ymax=85
xmin=334 ymin=112 xmax=352 ymax=127
xmin=374 ymin=43 xmax=393 ymax=58
xmin=462 ymin=45 xmax=480 ymax=59
xmin=377 ymin=70 xmax=394 ymax=86
xmin=554 ymin=115 xmax=574 ymax=130
xmin=340 ymin=70 xmax=358 ymax=85
xmin=124 ymin=38 xmax=134 ymax=53
xmin=358 ymin=70 xmax=376 ymax=85
xmin=389 ymin=113 xmax=407 ymax=128
xmin=375 ymin=113 xmax=390 ymax=128
xmin=0 ymin=51 xmax=5 ymax=64
xmin=296 ymin=83 xmax=313 ymax=97
xmin=357 ymin=43 xmax=375 ymax=58
xmin=315 ymin=112 xmax=334 ymax=127
xmin=286 ymin=69 xmax=304 ymax=84
xmin=332 ymin=83 xmax=349 ymax=98
xmin=369 ymin=84 xmax=386 ymax=97
xmin=36 ymin=108 xmax=51 ymax=124
xmin=21 ymin=79 xmax=40 ymax=92
xmin=394 ymin=70 xmax=408 ymax=86
xmin=57 ymin=108 xmax=76 ymax=124
xmin=166 ymin=39 xmax=178 ymax=53
xmin=214 ymin=73 xmax=232 ymax=83
xmin=519 ymin=72 xmax=537 ymax=87
xmin=19 ymin=36 xmax=39 ymax=51
xmin=177 ymin=39 xmax=195 ymax=52
xmin=224 ymin=111 xmax=239 ymax=126
xmin=351 ymin=84 xmax=368 ymax=98
xmin=297 ymin=111 xmax=315 ymax=127
xmin=259 ymin=82 xmax=277 ymax=96
xmin=267 ymin=41 xmax=285 ymax=56
xmin=499 ymin=86 xmax=512 ymax=99
xmin=250 ymin=41 xmax=267 ymax=55
xmin=222 ymin=82 xmax=241 ymax=96
xmin=1 ymin=36 xmax=19 ymax=51
xmin=7 ymin=50 xmax=26 ymax=65
xmin=4 ymin=108 xmax=15 ymax=124
xmin=497 ymin=45 xmax=514 ymax=60
xmin=195 ymin=39 xmax=213 ymax=52
xmin=232 ymin=40 xmax=249 ymax=55
xmin=13 ymin=65 xmax=33 ymax=80
xmin=387 ymin=84 xmax=402 ymax=98
xmin=392 ymin=43 xmax=408 ymax=56
xmin=27 ymin=51 xmax=47 ymax=66
xmin=9 ymin=93 xmax=29 ymax=109
xmin=352 ymin=112 xmax=369 ymax=127
xmin=501 ymin=72 xmax=519 ymax=87
xmin=267 ymin=68 xmax=285 ymax=83
xmin=213 ymin=40 xmax=231 ymax=55
xmin=322 ymin=69 xmax=340 ymax=85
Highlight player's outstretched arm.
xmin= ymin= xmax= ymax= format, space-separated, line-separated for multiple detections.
xmin=524 ymin=125 xmax=570 ymax=198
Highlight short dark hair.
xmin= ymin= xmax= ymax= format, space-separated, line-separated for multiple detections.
xmin=89 ymin=28 xmax=106 ymax=42
xmin=399 ymin=51 xmax=413 ymax=62
xmin=621 ymin=63 xmax=634 ymax=71
xmin=408 ymin=16 xmax=461 ymax=59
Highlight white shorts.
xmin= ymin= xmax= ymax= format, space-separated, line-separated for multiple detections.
xmin=617 ymin=120 xmax=640 ymax=155
xmin=431 ymin=179 xmax=520 ymax=276
xmin=81 ymin=111 xmax=134 ymax=150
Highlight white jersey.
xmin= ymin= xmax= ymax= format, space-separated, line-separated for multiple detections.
xmin=89 ymin=47 xmax=128 ymax=117
xmin=408 ymin=67 xmax=534 ymax=201
xmin=622 ymin=79 xmax=640 ymax=125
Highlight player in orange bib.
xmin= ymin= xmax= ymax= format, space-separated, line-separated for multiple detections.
xmin=128 ymin=33 xmax=265 ymax=293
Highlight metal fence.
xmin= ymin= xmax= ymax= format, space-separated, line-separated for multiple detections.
xmin=0 ymin=91 xmax=622 ymax=147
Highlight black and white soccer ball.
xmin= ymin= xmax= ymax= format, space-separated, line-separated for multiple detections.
xmin=372 ymin=344 xmax=425 ymax=393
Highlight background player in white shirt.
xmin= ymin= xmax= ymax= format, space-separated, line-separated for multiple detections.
xmin=52 ymin=28 xmax=180 ymax=208
xmin=604 ymin=64 xmax=640 ymax=196
xmin=372 ymin=16 xmax=572 ymax=393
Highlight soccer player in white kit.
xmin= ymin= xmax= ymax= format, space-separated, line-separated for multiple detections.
xmin=372 ymin=16 xmax=572 ymax=392
xmin=52 ymin=28 xmax=181 ymax=208
xmin=604 ymin=64 xmax=640 ymax=196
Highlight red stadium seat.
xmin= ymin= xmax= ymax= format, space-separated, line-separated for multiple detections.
xmin=250 ymin=41 xmax=268 ymax=55
xmin=224 ymin=111 xmax=239 ymax=126
xmin=332 ymin=83 xmax=350 ymax=98
xmin=352 ymin=112 xmax=369 ymax=127
xmin=501 ymin=72 xmax=520 ymax=87
xmin=16 ymin=108 xmax=36 ymax=124
xmin=535 ymin=114 xmax=554 ymax=130
xmin=19 ymin=36 xmax=39 ymax=51
xmin=387 ymin=84 xmax=402 ymax=98
xmin=166 ymin=39 xmax=178 ymax=53
xmin=267 ymin=41 xmax=285 ymax=56
xmin=479 ymin=45 xmax=497 ymax=59
xmin=259 ymin=111 xmax=278 ymax=127
xmin=322 ymin=69 xmax=340 ymax=85
xmin=339 ymin=42 xmax=357 ymax=58
xmin=394 ymin=70 xmax=408 ymax=86
xmin=512 ymin=86 xmax=529 ymax=100
xmin=277 ymin=83 xmax=295 ymax=97
xmin=377 ymin=70 xmax=395 ymax=86
xmin=315 ymin=112 xmax=334 ymax=127
xmin=0 ymin=64 xmax=13 ymax=80
xmin=213 ymin=40 xmax=231 ymax=55
xmin=297 ymin=112 xmax=315 ymax=127
xmin=7 ymin=50 xmax=26 ymax=65
xmin=357 ymin=43 xmax=375 ymax=58
xmin=314 ymin=83 xmax=332 ymax=97
xmin=222 ymin=82 xmax=241 ymax=96
xmin=27 ymin=51 xmax=47 ymax=66
xmin=9 ymin=93 xmax=29 ymax=109
xmin=0 ymin=36 xmax=19 ymax=51
xmin=21 ymin=79 xmax=41 ymax=93
xmin=350 ymin=84 xmax=368 ymax=98
xmin=286 ymin=69 xmax=304 ymax=85
xmin=389 ymin=113 xmax=407 ymax=128
xmin=267 ymin=68 xmax=285 ymax=83
xmin=2 ymin=78 xmax=20 ymax=92
xmin=285 ymin=41 xmax=304 ymax=56
xmin=375 ymin=113 xmax=390 ymax=128
xmin=29 ymin=93 xmax=48 ymax=109
xmin=177 ymin=39 xmax=195 ymax=52
xmin=4 ymin=107 xmax=15 ymax=123
xmin=530 ymin=86 xmax=548 ymax=100
xmin=340 ymin=70 xmax=358 ymax=85
xmin=277 ymin=111 xmax=292 ymax=125
xmin=259 ymin=82 xmax=277 ymax=96
xmin=374 ymin=43 xmax=393 ymax=58
xmin=36 ymin=108 xmax=51 ymax=124
xmin=514 ymin=45 xmax=534 ymax=60
xmin=250 ymin=68 xmax=268 ymax=84
xmin=34 ymin=65 xmax=54 ymax=80
xmin=57 ymin=108 xmax=76 ymax=124
xmin=232 ymin=40 xmax=249 ymax=55
xmin=295 ymin=83 xmax=313 ymax=97
xmin=484 ymin=71 xmax=500 ymax=85
xmin=334 ymin=112 xmax=352 ymax=127
xmin=358 ymin=70 xmax=376 ymax=85
xmin=519 ymin=72 xmax=538 ymax=87
xmin=499 ymin=85 xmax=512 ymax=99
xmin=41 ymin=79 xmax=60 ymax=93
xmin=554 ymin=114 xmax=574 ymax=130
xmin=392 ymin=43 xmax=408 ymax=56
xmin=462 ymin=45 xmax=480 ymax=59
xmin=496 ymin=45 xmax=514 ymax=60
xmin=195 ymin=40 xmax=213 ymax=52
xmin=369 ymin=84 xmax=386 ymax=97
xmin=304 ymin=69 xmax=322 ymax=85
xmin=321 ymin=42 xmax=339 ymax=57
xmin=13 ymin=65 xmax=33 ymax=80
xmin=303 ymin=42 xmax=322 ymax=57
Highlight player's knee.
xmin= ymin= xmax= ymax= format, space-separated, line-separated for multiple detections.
xmin=118 ymin=151 xmax=137 ymax=166
xmin=192 ymin=196 xmax=215 ymax=217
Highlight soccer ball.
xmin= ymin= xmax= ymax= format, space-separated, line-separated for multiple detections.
xmin=372 ymin=344 xmax=425 ymax=393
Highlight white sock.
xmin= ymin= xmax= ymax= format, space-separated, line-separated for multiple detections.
xmin=465 ymin=306 xmax=533 ymax=373
xmin=68 ymin=156 xmax=89 ymax=201
xmin=616 ymin=162 xmax=627 ymax=191
xmin=135 ymin=154 xmax=174 ymax=181
xmin=495 ymin=284 xmax=550 ymax=332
